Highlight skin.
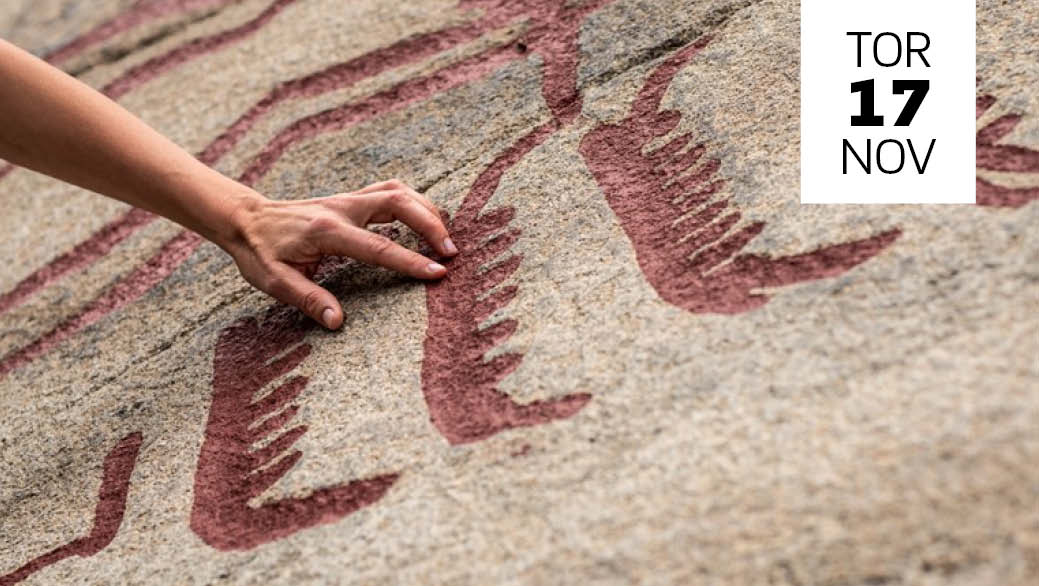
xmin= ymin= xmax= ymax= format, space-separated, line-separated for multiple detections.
xmin=0 ymin=39 xmax=458 ymax=330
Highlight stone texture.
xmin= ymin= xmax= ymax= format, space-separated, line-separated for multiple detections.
xmin=1 ymin=1 xmax=1037 ymax=585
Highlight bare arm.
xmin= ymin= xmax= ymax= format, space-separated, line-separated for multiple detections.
xmin=0 ymin=39 xmax=457 ymax=329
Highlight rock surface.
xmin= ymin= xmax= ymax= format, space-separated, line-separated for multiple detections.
xmin=1 ymin=1 xmax=1037 ymax=584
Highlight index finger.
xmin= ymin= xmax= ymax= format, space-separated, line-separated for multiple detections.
xmin=349 ymin=190 xmax=457 ymax=257
xmin=356 ymin=179 xmax=440 ymax=219
xmin=318 ymin=224 xmax=448 ymax=280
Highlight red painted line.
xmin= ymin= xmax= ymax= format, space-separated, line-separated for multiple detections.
xmin=0 ymin=432 xmax=142 ymax=586
xmin=238 ymin=42 xmax=525 ymax=185
xmin=197 ymin=20 xmax=494 ymax=165
xmin=976 ymin=177 xmax=1039 ymax=208
xmin=975 ymin=93 xmax=1039 ymax=208
xmin=43 ymin=0 xmax=240 ymax=66
xmin=422 ymin=120 xmax=591 ymax=445
xmin=579 ymin=38 xmax=901 ymax=314
xmin=0 ymin=231 xmax=201 ymax=377
xmin=102 ymin=0 xmax=301 ymax=100
xmin=191 ymin=305 xmax=396 ymax=550
xmin=977 ymin=112 xmax=1039 ymax=173
xmin=0 ymin=208 xmax=155 ymax=315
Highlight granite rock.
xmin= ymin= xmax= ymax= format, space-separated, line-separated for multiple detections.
xmin=1 ymin=1 xmax=1037 ymax=584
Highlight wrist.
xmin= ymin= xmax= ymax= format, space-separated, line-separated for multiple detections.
xmin=213 ymin=186 xmax=267 ymax=255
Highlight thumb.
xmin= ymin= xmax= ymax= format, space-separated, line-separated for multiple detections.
xmin=267 ymin=265 xmax=344 ymax=330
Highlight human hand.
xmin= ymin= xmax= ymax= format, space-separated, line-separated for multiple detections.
xmin=223 ymin=179 xmax=457 ymax=330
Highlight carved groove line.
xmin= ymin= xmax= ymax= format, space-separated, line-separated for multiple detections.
xmin=0 ymin=433 xmax=142 ymax=585
xmin=976 ymin=92 xmax=1039 ymax=208
xmin=192 ymin=306 xmax=397 ymax=550
xmin=578 ymin=38 xmax=901 ymax=314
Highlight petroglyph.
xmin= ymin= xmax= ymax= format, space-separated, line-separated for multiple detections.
xmin=422 ymin=121 xmax=591 ymax=444
xmin=191 ymin=305 xmax=397 ymax=550
xmin=579 ymin=38 xmax=900 ymax=314
xmin=976 ymin=92 xmax=1039 ymax=208
xmin=0 ymin=433 xmax=142 ymax=585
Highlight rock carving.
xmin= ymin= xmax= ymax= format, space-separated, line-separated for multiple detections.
xmin=976 ymin=91 xmax=1039 ymax=208
xmin=578 ymin=38 xmax=901 ymax=314
xmin=190 ymin=305 xmax=398 ymax=550
xmin=0 ymin=433 xmax=142 ymax=585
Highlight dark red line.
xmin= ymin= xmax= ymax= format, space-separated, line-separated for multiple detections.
xmin=422 ymin=120 xmax=591 ymax=445
xmin=0 ymin=208 xmax=154 ymax=315
xmin=975 ymin=93 xmax=1039 ymax=208
xmin=0 ymin=432 xmax=142 ymax=586
xmin=43 ymin=0 xmax=240 ymax=66
xmin=0 ymin=231 xmax=201 ymax=377
xmin=197 ymin=20 xmax=496 ymax=165
xmin=976 ymin=177 xmax=1039 ymax=208
xmin=191 ymin=306 xmax=397 ymax=550
xmin=238 ymin=43 xmax=524 ymax=185
xmin=102 ymin=0 xmax=301 ymax=99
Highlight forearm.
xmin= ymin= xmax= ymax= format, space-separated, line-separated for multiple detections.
xmin=0 ymin=39 xmax=455 ymax=331
xmin=0 ymin=38 xmax=257 ymax=248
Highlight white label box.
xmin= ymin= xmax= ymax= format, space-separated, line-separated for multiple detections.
xmin=801 ymin=1 xmax=976 ymax=204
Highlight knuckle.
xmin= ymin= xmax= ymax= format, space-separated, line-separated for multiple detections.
xmin=386 ymin=178 xmax=405 ymax=189
xmin=300 ymin=288 xmax=325 ymax=314
xmin=385 ymin=190 xmax=408 ymax=207
xmin=306 ymin=214 xmax=341 ymax=235
xmin=262 ymin=274 xmax=287 ymax=296
xmin=365 ymin=232 xmax=394 ymax=257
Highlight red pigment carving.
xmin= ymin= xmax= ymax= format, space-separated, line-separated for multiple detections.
xmin=0 ymin=230 xmax=201 ymax=377
xmin=579 ymin=38 xmax=901 ymax=314
xmin=102 ymin=0 xmax=301 ymax=100
xmin=191 ymin=304 xmax=397 ymax=550
xmin=422 ymin=120 xmax=591 ymax=444
xmin=459 ymin=0 xmax=616 ymax=123
xmin=976 ymin=93 xmax=1039 ymax=208
xmin=238 ymin=42 xmax=525 ymax=185
xmin=0 ymin=432 xmax=142 ymax=586
xmin=203 ymin=0 xmax=616 ymax=164
xmin=0 ymin=0 xmax=614 ymax=375
xmin=0 ymin=208 xmax=154 ymax=316
xmin=43 ymin=0 xmax=240 ymax=66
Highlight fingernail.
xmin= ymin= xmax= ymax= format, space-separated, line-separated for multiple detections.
xmin=321 ymin=307 xmax=336 ymax=328
xmin=427 ymin=262 xmax=446 ymax=274
xmin=443 ymin=237 xmax=458 ymax=255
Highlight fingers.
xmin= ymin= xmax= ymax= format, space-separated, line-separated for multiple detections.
xmin=264 ymin=265 xmax=344 ymax=329
xmin=317 ymin=224 xmax=448 ymax=280
xmin=355 ymin=178 xmax=437 ymax=215
xmin=342 ymin=180 xmax=456 ymax=256
xmin=360 ymin=190 xmax=457 ymax=256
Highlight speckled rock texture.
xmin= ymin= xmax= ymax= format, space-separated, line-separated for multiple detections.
xmin=1 ymin=1 xmax=1037 ymax=584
